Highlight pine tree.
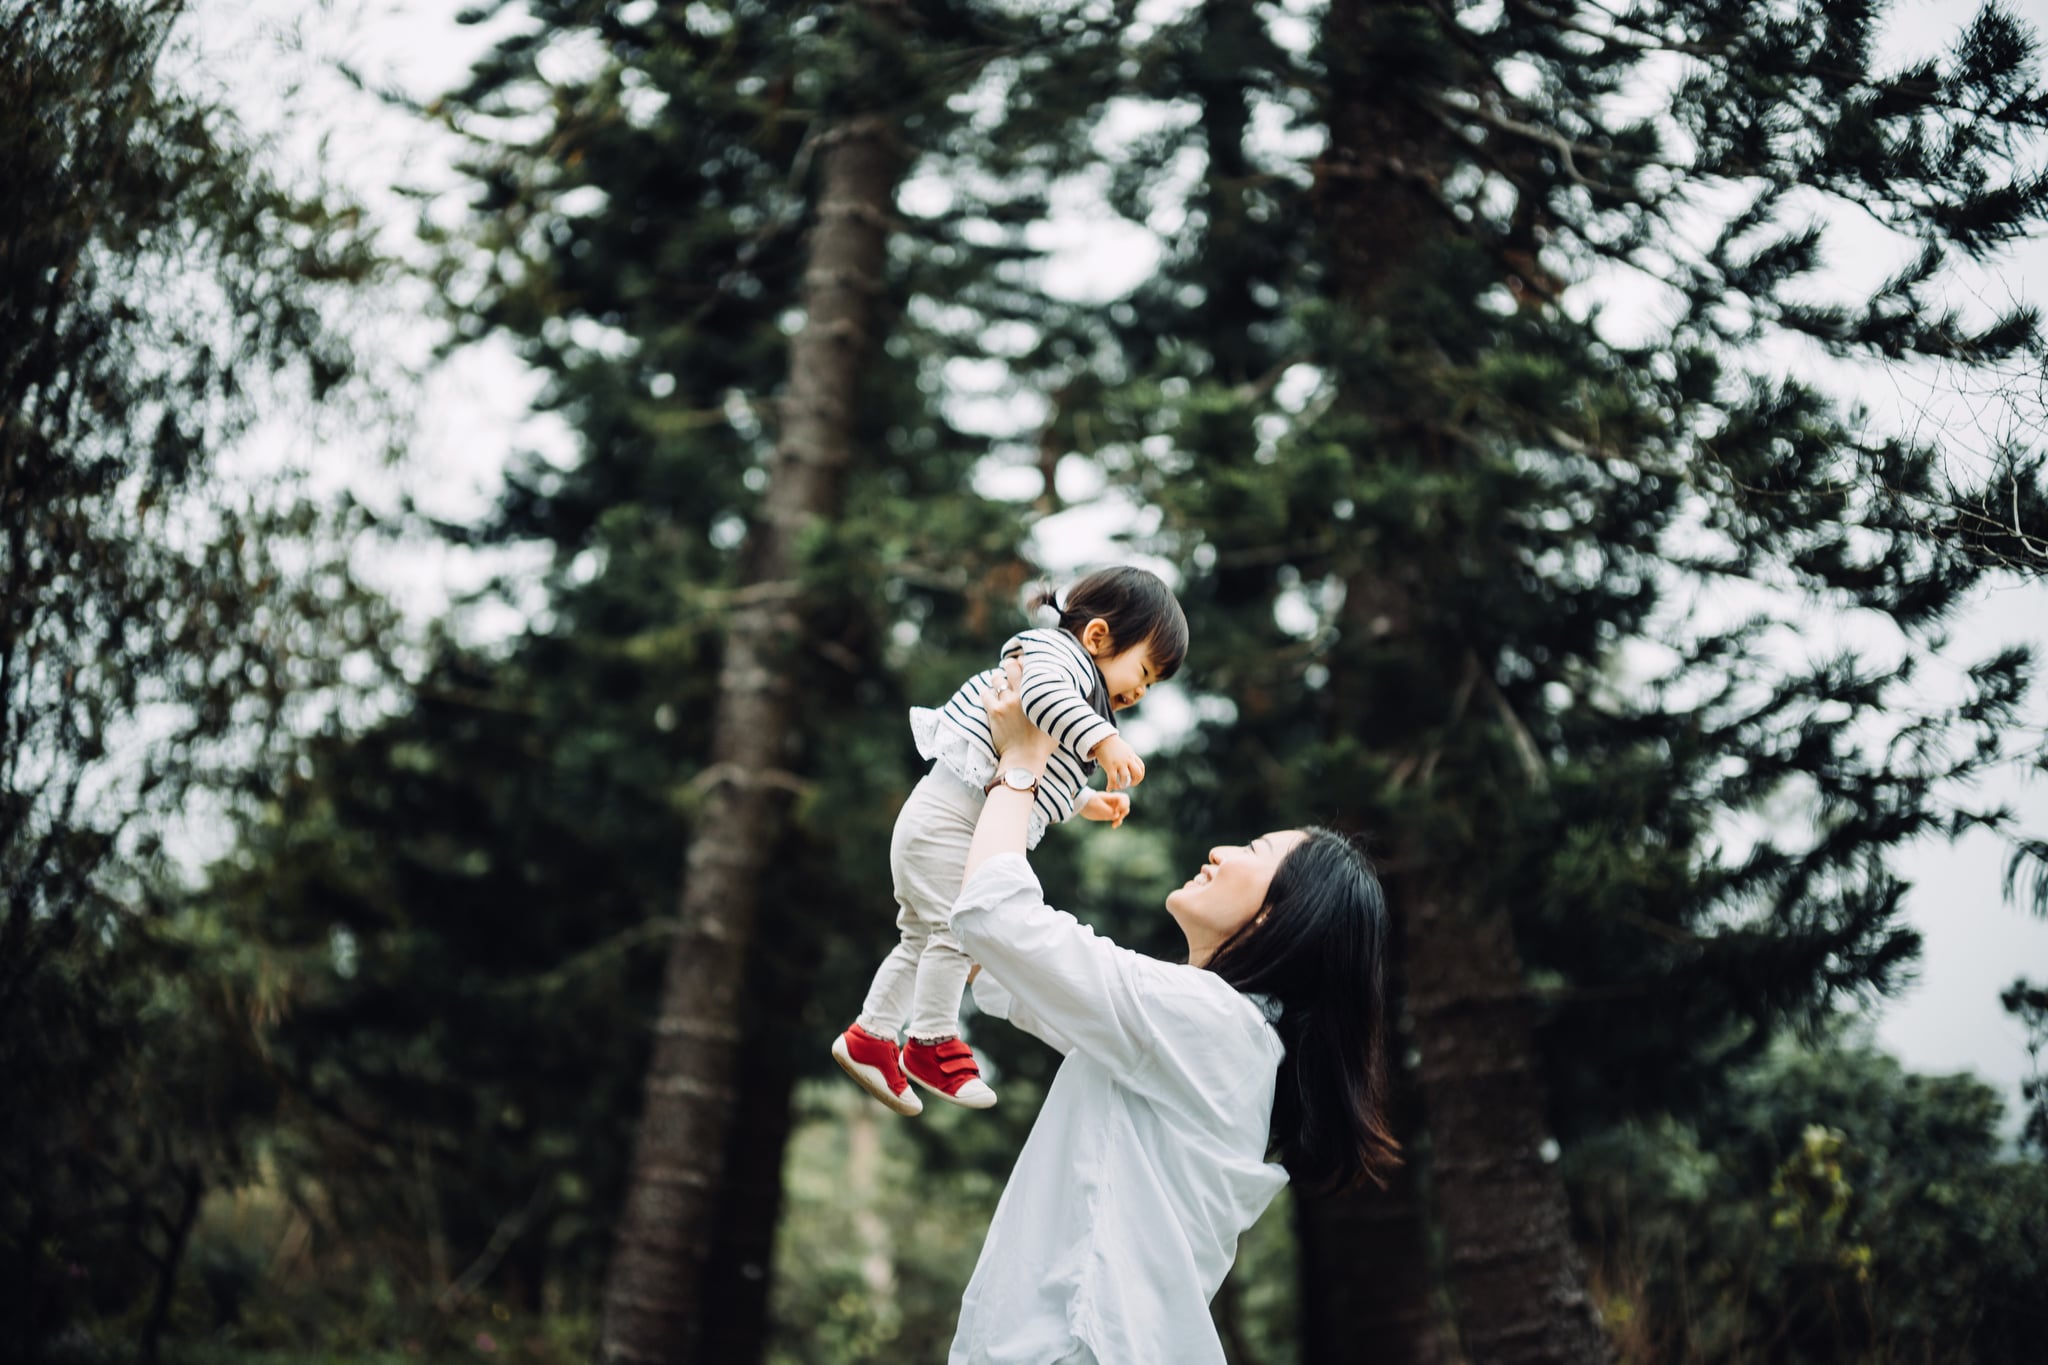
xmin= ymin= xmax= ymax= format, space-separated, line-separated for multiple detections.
xmin=201 ymin=646 xmax=680 ymax=1319
xmin=205 ymin=0 xmax=1131 ymax=1352
xmin=1057 ymin=1 xmax=2048 ymax=1360
xmin=0 ymin=1 xmax=386 ymax=1353
xmin=595 ymin=24 xmax=912 ymax=1365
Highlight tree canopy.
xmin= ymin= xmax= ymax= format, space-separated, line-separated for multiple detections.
xmin=8 ymin=1 xmax=2048 ymax=1362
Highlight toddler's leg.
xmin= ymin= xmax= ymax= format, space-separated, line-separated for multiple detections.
xmin=853 ymin=895 xmax=930 ymax=1041
xmin=836 ymin=782 xmax=962 ymax=1116
xmin=870 ymin=775 xmax=973 ymax=1037
xmin=847 ymin=769 xmax=994 ymax=1110
xmin=908 ymin=928 xmax=973 ymax=1044
xmin=835 ymin=894 xmax=930 ymax=1117
xmin=901 ymin=927 xmax=995 ymax=1108
xmin=892 ymin=785 xmax=996 ymax=1108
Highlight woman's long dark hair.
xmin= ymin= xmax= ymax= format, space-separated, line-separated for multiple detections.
xmin=1205 ymin=827 xmax=1400 ymax=1193
xmin=1029 ymin=567 xmax=1189 ymax=680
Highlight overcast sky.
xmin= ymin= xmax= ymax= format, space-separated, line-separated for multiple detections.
xmin=191 ymin=0 xmax=2048 ymax=1129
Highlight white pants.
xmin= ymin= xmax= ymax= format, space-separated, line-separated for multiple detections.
xmin=857 ymin=767 xmax=985 ymax=1042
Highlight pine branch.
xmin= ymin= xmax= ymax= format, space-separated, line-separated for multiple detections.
xmin=1425 ymin=92 xmax=1634 ymax=191
xmin=683 ymin=761 xmax=814 ymax=798
xmin=436 ymin=1170 xmax=555 ymax=1313
xmin=1480 ymin=670 xmax=1551 ymax=793
xmin=1505 ymin=0 xmax=1730 ymax=62
xmin=484 ymin=920 xmax=677 ymax=999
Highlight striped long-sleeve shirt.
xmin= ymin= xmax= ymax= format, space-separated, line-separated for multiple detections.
xmin=909 ymin=627 xmax=1120 ymax=845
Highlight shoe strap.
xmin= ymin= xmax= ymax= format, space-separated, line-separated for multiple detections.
xmin=933 ymin=1039 xmax=980 ymax=1076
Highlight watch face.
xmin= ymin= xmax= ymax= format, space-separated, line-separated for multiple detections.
xmin=1004 ymin=769 xmax=1035 ymax=791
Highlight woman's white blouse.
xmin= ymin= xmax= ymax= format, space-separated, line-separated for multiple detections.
xmin=947 ymin=852 xmax=1290 ymax=1365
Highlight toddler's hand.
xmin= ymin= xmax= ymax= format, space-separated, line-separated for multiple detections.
xmin=1080 ymin=791 xmax=1130 ymax=828
xmin=1093 ymin=735 xmax=1146 ymax=791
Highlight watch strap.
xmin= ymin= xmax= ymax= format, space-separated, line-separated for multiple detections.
xmin=983 ymin=767 xmax=1038 ymax=796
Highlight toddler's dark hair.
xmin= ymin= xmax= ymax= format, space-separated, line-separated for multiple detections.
xmin=1030 ymin=566 xmax=1189 ymax=681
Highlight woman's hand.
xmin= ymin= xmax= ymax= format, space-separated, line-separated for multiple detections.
xmin=965 ymin=655 xmax=1055 ymax=882
xmin=985 ymin=653 xmax=1057 ymax=771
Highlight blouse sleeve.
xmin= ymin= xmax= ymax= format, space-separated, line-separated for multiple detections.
xmin=969 ymin=969 xmax=1076 ymax=1056
xmin=950 ymin=852 xmax=1186 ymax=1082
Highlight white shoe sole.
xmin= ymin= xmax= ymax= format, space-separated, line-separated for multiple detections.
xmin=832 ymin=1034 xmax=923 ymax=1116
xmin=909 ymin=1069 xmax=997 ymax=1110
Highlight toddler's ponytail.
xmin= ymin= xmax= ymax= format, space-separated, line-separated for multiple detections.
xmin=1027 ymin=584 xmax=1069 ymax=630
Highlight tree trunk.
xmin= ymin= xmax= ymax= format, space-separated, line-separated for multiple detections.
xmin=1402 ymin=877 xmax=1608 ymax=1365
xmin=1307 ymin=3 xmax=1610 ymax=1363
xmin=597 ymin=107 xmax=905 ymax=1365
xmin=693 ymin=887 xmax=826 ymax=1365
xmin=1187 ymin=0 xmax=1265 ymax=390
xmin=690 ymin=1030 xmax=799 ymax=1365
xmin=1295 ymin=960 xmax=1449 ymax=1365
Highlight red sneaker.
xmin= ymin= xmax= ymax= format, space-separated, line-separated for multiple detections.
xmin=833 ymin=1023 xmax=922 ymax=1116
xmin=902 ymin=1037 xmax=997 ymax=1109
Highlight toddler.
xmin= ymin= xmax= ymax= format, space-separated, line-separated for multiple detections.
xmin=832 ymin=566 xmax=1188 ymax=1114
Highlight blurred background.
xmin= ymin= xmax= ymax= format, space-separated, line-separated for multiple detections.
xmin=6 ymin=1 xmax=2048 ymax=1363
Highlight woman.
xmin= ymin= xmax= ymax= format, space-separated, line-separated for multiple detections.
xmin=945 ymin=657 xmax=1399 ymax=1365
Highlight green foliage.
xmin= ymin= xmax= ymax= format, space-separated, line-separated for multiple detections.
xmin=92 ymin=0 xmax=2048 ymax=1359
xmin=1570 ymin=1037 xmax=2048 ymax=1364
xmin=189 ymin=0 xmax=1141 ymax=1348
xmin=767 ymin=1084 xmax=1008 ymax=1365
xmin=199 ymin=654 xmax=675 ymax=1327
xmin=1066 ymin=0 xmax=2048 ymax=1133
xmin=2002 ymin=976 xmax=2048 ymax=1154
xmin=0 ymin=1 xmax=389 ymax=1357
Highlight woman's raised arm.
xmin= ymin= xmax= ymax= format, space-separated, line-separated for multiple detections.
xmin=962 ymin=654 xmax=1057 ymax=882
xmin=954 ymin=657 xmax=1204 ymax=1082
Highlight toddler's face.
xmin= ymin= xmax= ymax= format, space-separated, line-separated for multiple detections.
xmin=1095 ymin=641 xmax=1159 ymax=712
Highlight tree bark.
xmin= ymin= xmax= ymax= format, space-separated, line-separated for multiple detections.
xmin=690 ymin=1032 xmax=799 ymax=1365
xmin=693 ymin=890 xmax=824 ymax=1365
xmin=597 ymin=107 xmax=905 ymax=1365
xmin=845 ymin=1091 xmax=897 ymax=1313
xmin=1187 ymin=0 xmax=1266 ymax=390
xmin=1402 ymin=876 xmax=1609 ymax=1365
xmin=1295 ymin=965 xmax=1448 ymax=1365
xmin=1306 ymin=3 xmax=1610 ymax=1363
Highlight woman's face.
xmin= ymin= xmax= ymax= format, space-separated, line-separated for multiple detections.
xmin=1166 ymin=830 xmax=1307 ymax=965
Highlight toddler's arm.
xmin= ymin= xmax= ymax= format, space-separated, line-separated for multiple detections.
xmin=1013 ymin=633 xmax=1119 ymax=765
xmin=1091 ymin=734 xmax=1145 ymax=791
xmin=1075 ymin=789 xmax=1130 ymax=828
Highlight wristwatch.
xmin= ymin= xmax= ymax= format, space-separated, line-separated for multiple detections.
xmin=984 ymin=767 xmax=1039 ymax=797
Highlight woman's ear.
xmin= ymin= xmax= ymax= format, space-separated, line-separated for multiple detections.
xmin=1082 ymin=617 xmax=1113 ymax=655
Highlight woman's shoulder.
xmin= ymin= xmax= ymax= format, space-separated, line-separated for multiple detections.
xmin=1146 ymin=962 xmax=1283 ymax=1048
xmin=1135 ymin=966 xmax=1285 ymax=1107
